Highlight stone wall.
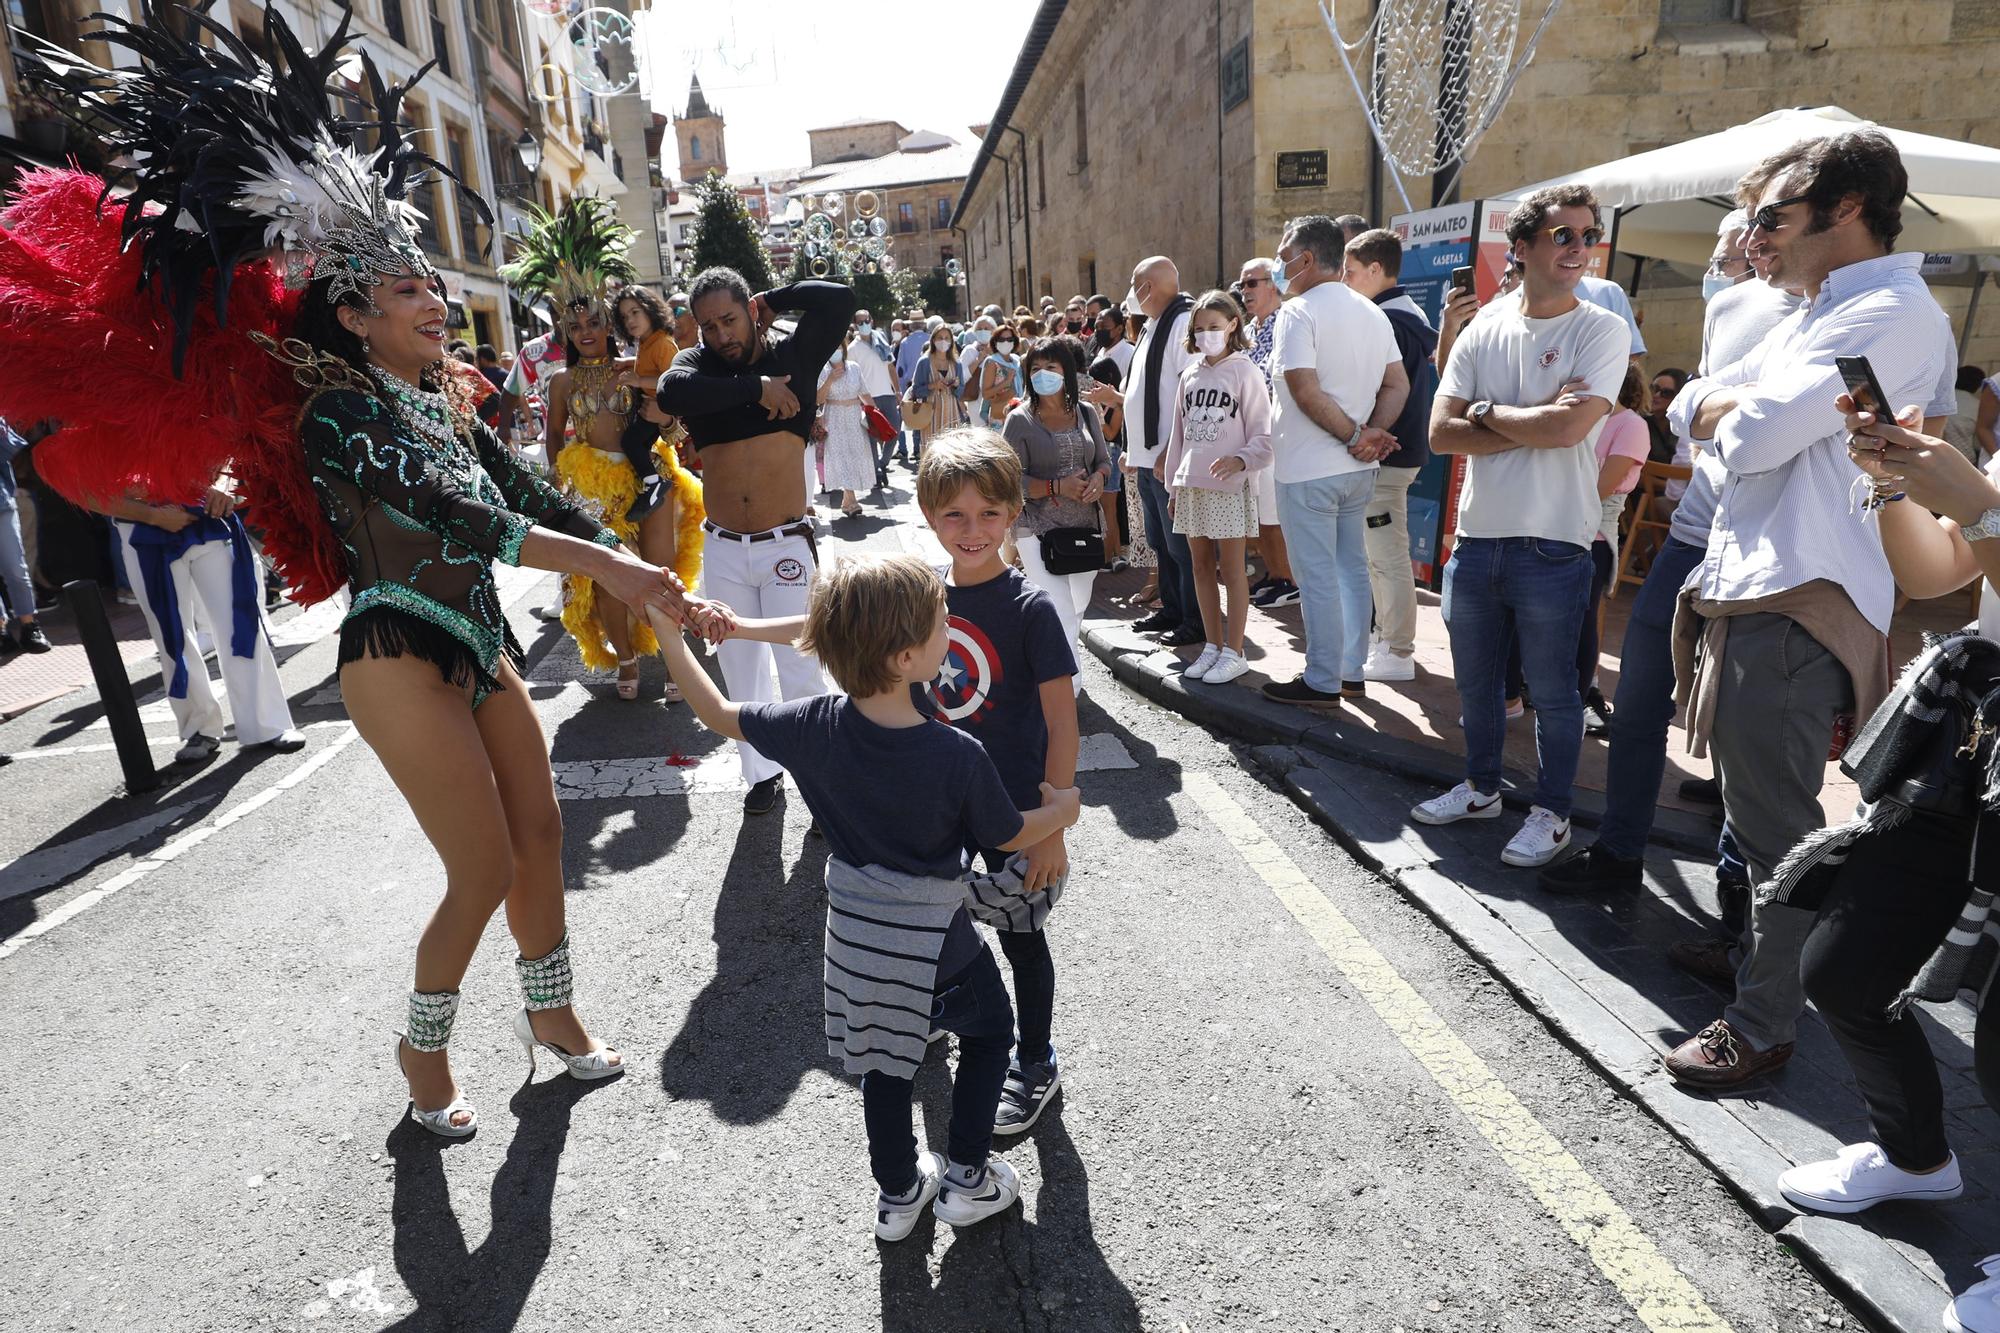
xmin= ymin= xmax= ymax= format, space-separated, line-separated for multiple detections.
xmin=809 ymin=122 xmax=906 ymax=166
xmin=959 ymin=0 xmax=2000 ymax=375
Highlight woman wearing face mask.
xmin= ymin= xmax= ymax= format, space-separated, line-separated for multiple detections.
xmin=903 ymin=324 xmax=966 ymax=457
xmin=1158 ymin=291 xmax=1271 ymax=684
xmin=814 ymin=342 xmax=876 ymax=519
xmin=980 ymin=323 xmax=1025 ymax=426
xmin=1001 ymin=337 xmax=1112 ymax=689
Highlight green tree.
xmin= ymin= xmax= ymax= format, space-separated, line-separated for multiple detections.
xmin=917 ymin=269 xmax=959 ymax=319
xmin=686 ymin=171 xmax=773 ymax=290
xmin=852 ymin=269 xmax=896 ymax=323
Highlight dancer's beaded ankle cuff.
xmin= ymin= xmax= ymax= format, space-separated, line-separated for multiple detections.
xmin=517 ymin=934 xmax=574 ymax=1011
xmin=405 ymin=989 xmax=460 ymax=1053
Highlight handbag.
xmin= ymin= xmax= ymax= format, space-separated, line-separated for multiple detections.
xmin=1842 ymin=634 xmax=2000 ymax=818
xmin=1038 ymin=525 xmax=1102 ymax=576
xmin=860 ymin=400 xmax=896 ymax=444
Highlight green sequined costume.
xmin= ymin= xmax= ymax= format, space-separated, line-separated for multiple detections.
xmin=300 ymin=387 xmax=620 ymax=707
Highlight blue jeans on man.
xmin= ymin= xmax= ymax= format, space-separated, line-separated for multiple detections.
xmin=1594 ymin=536 xmax=1705 ymax=859
xmin=1135 ymin=468 xmax=1200 ymax=634
xmin=1276 ymin=472 xmax=1376 ymax=691
xmin=1443 ymin=536 xmax=1593 ymax=817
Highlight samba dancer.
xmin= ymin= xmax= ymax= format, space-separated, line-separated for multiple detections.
xmin=655 ymin=268 xmax=855 ymax=815
xmin=1 ymin=3 xmax=705 ymax=1136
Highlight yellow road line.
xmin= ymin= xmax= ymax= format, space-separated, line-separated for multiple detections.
xmin=1188 ymin=771 xmax=1733 ymax=1333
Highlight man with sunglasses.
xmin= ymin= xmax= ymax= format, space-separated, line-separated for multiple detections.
xmin=1410 ymin=184 xmax=1631 ymax=869
xmin=1656 ymin=130 xmax=1958 ymax=1091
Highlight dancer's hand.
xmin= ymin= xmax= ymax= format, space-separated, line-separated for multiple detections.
xmin=759 ymin=375 xmax=798 ymax=419
xmin=202 ymin=485 xmax=239 ymax=518
xmin=597 ymin=553 xmax=688 ymax=625
xmin=687 ymin=599 xmax=739 ymax=644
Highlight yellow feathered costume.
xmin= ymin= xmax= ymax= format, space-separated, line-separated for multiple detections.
xmin=555 ymin=435 xmax=705 ymax=671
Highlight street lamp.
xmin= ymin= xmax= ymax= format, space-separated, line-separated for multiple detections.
xmin=515 ymin=130 xmax=542 ymax=178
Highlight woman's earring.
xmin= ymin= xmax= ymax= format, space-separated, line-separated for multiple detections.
xmin=362 ymin=335 xmax=372 ymax=355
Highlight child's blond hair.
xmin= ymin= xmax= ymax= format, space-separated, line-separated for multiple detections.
xmin=915 ymin=427 xmax=1024 ymax=517
xmin=798 ymin=553 xmax=947 ymax=697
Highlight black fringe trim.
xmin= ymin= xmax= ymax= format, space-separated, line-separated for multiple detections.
xmin=336 ymin=607 xmax=525 ymax=698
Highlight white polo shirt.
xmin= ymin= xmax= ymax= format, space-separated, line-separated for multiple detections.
xmin=1269 ymin=281 xmax=1400 ymax=484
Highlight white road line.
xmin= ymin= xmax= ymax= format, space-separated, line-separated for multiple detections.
xmin=552 ymin=733 xmax=1138 ymax=801
xmin=0 ymin=802 xmax=201 ymax=904
xmin=1188 ymin=771 xmax=1734 ymax=1333
xmin=0 ymin=725 xmax=362 ymax=963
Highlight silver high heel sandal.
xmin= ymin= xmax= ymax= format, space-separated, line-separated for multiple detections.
xmin=515 ymin=935 xmax=624 ymax=1081
xmin=397 ymin=990 xmax=477 ymax=1138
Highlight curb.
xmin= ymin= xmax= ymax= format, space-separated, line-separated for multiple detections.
xmin=1085 ymin=619 xmax=1953 ymax=1333
xmin=1083 ymin=620 xmax=1725 ymax=858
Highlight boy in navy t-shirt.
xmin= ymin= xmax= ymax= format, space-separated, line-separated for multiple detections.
xmin=648 ymin=554 xmax=1080 ymax=1242
xmin=916 ymin=429 xmax=1080 ymax=1136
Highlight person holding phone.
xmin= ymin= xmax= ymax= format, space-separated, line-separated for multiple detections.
xmin=1656 ymin=130 xmax=1960 ymax=1092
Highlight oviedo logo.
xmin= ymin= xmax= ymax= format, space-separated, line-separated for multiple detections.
xmin=927 ymin=615 xmax=1004 ymax=724
xmin=1539 ymin=348 xmax=1562 ymax=369
xmin=775 ymin=558 xmax=807 ymax=584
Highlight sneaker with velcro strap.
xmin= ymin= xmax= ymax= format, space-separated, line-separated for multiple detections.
xmin=874 ymin=1151 xmax=945 ymax=1242
xmin=991 ymin=1055 xmax=1061 ymax=1136
xmin=933 ymin=1158 xmax=1021 ymax=1228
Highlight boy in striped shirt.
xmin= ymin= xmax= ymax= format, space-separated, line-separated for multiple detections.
xmin=649 ymin=554 xmax=1081 ymax=1240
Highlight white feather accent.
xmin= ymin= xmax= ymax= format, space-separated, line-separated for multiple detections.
xmin=233 ymin=133 xmax=405 ymax=249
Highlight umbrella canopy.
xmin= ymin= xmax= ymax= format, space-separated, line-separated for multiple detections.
xmin=1496 ymin=106 xmax=2000 ymax=264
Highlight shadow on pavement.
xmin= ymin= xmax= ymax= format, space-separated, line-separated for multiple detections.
xmin=882 ymin=1092 xmax=1139 ymax=1332
xmin=1075 ymin=694 xmax=1180 ymax=841
xmin=383 ymin=1072 xmax=614 ymax=1332
xmin=656 ymin=813 xmax=827 ymax=1124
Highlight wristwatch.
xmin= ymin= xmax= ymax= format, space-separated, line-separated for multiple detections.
xmin=1469 ymin=400 xmax=1494 ymax=428
xmin=1959 ymin=506 xmax=2000 ymax=543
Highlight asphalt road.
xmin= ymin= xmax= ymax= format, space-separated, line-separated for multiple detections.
xmin=0 ymin=473 xmax=1860 ymax=1332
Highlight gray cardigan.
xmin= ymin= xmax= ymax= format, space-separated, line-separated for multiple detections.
xmin=1001 ymin=404 xmax=1111 ymax=535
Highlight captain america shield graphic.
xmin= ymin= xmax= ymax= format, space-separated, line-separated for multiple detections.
xmin=927 ymin=615 xmax=1004 ymax=723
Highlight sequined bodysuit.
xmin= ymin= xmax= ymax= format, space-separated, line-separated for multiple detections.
xmin=299 ymin=384 xmax=618 ymax=706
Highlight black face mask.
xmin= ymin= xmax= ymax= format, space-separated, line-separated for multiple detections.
xmin=1066 ymin=319 xmax=1082 ymax=333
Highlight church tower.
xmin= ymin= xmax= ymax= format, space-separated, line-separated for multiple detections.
xmin=673 ymin=74 xmax=726 ymax=183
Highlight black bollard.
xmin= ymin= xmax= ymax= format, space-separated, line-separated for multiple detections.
xmin=63 ymin=579 xmax=159 ymax=794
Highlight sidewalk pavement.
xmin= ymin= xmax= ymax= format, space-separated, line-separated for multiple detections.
xmin=1081 ymin=570 xmax=1994 ymax=1333
xmin=0 ymin=595 xmax=159 ymax=721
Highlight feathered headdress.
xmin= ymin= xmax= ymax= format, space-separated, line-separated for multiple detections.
xmin=499 ymin=196 xmax=637 ymax=334
xmin=18 ymin=0 xmax=490 ymax=371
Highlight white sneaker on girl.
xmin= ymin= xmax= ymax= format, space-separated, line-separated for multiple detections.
xmin=1203 ymin=648 xmax=1249 ymax=684
xmin=1184 ymin=644 xmax=1221 ymax=681
xmin=874 ymin=1151 xmax=945 ymax=1241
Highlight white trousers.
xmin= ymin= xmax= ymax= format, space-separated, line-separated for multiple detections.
xmin=702 ymin=524 xmax=828 ymax=785
xmin=1014 ymin=533 xmax=1094 ymax=697
xmin=116 ymin=522 xmax=294 ymax=745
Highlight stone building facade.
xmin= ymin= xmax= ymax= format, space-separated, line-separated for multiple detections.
xmin=954 ymin=0 xmax=2000 ymax=375
xmin=808 ymin=119 xmax=911 ymax=167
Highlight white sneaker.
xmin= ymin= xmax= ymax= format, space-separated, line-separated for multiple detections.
xmin=1501 ymin=806 xmax=1573 ymax=867
xmin=1363 ymin=645 xmax=1417 ymax=682
xmin=1204 ymin=648 xmax=1250 ymax=684
xmin=1778 ymin=1142 xmax=1962 ymax=1216
xmin=932 ymin=1158 xmax=1020 ymax=1228
xmin=874 ymin=1151 xmax=945 ymax=1241
xmin=1410 ymin=782 xmax=1503 ymax=826
xmin=1184 ymin=643 xmax=1221 ymax=681
xmin=1947 ymin=1254 xmax=2000 ymax=1332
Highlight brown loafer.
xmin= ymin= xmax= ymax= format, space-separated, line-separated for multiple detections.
xmin=1663 ymin=1019 xmax=1793 ymax=1088
xmin=1667 ymin=936 xmax=1738 ymax=986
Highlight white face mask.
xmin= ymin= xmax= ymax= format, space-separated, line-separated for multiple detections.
xmin=1702 ymin=272 xmax=1735 ymax=302
xmin=992 ymin=340 xmax=1015 ymax=355
xmin=1194 ymin=329 xmax=1229 ymax=357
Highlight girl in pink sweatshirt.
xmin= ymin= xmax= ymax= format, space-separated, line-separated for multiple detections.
xmin=1159 ymin=290 xmax=1273 ymax=684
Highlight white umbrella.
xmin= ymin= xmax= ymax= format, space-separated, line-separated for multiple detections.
xmin=1496 ymin=106 xmax=2000 ymax=263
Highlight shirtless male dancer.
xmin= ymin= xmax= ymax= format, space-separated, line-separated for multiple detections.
xmin=656 ymin=268 xmax=857 ymax=814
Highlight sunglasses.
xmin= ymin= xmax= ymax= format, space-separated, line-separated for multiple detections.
xmin=1745 ymin=195 xmax=1810 ymax=235
xmin=1537 ymin=224 xmax=1604 ymax=249
xmin=1241 ymin=276 xmax=1271 ymax=288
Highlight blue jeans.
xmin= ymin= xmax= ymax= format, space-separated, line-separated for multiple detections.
xmin=1136 ymin=468 xmax=1199 ymax=632
xmin=1443 ymin=535 xmax=1593 ymax=816
xmin=1596 ymin=536 xmax=1705 ymax=859
xmin=1277 ymin=471 xmax=1377 ymax=690
xmin=0 ymin=505 xmax=32 ymax=619
xmin=859 ymin=946 xmax=1015 ymax=1193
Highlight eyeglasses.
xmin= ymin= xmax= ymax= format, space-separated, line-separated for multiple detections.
xmin=1745 ymin=195 xmax=1810 ymax=235
xmin=1650 ymin=383 xmax=1678 ymax=396
xmin=1705 ymin=257 xmax=1752 ymax=277
xmin=1240 ymin=277 xmax=1271 ymax=288
xmin=1537 ymin=224 xmax=1604 ymax=249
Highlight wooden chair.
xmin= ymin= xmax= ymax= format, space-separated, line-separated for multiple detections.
xmin=1615 ymin=462 xmax=1693 ymax=595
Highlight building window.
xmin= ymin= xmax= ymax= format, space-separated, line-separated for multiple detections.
xmin=446 ymin=125 xmax=483 ymax=260
xmin=897 ymin=201 xmax=915 ymax=234
xmin=690 ymin=135 xmax=703 ymax=162
xmin=1036 ymin=140 xmax=1046 ymax=210
xmin=1660 ymin=0 xmax=1741 ymax=20
xmin=1074 ymin=84 xmax=1087 ymax=168
xmin=934 ymin=197 xmax=950 ymax=230
xmin=428 ymin=0 xmax=452 ymax=76
xmin=381 ymin=0 xmax=408 ymax=48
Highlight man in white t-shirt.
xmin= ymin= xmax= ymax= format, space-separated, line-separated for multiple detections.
xmin=1256 ymin=216 xmax=1407 ymax=709
xmin=1409 ymin=184 xmax=1631 ymax=869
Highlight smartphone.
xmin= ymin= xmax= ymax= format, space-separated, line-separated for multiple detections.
xmin=1835 ymin=354 xmax=1893 ymax=424
xmin=1450 ymin=265 xmax=1476 ymax=296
